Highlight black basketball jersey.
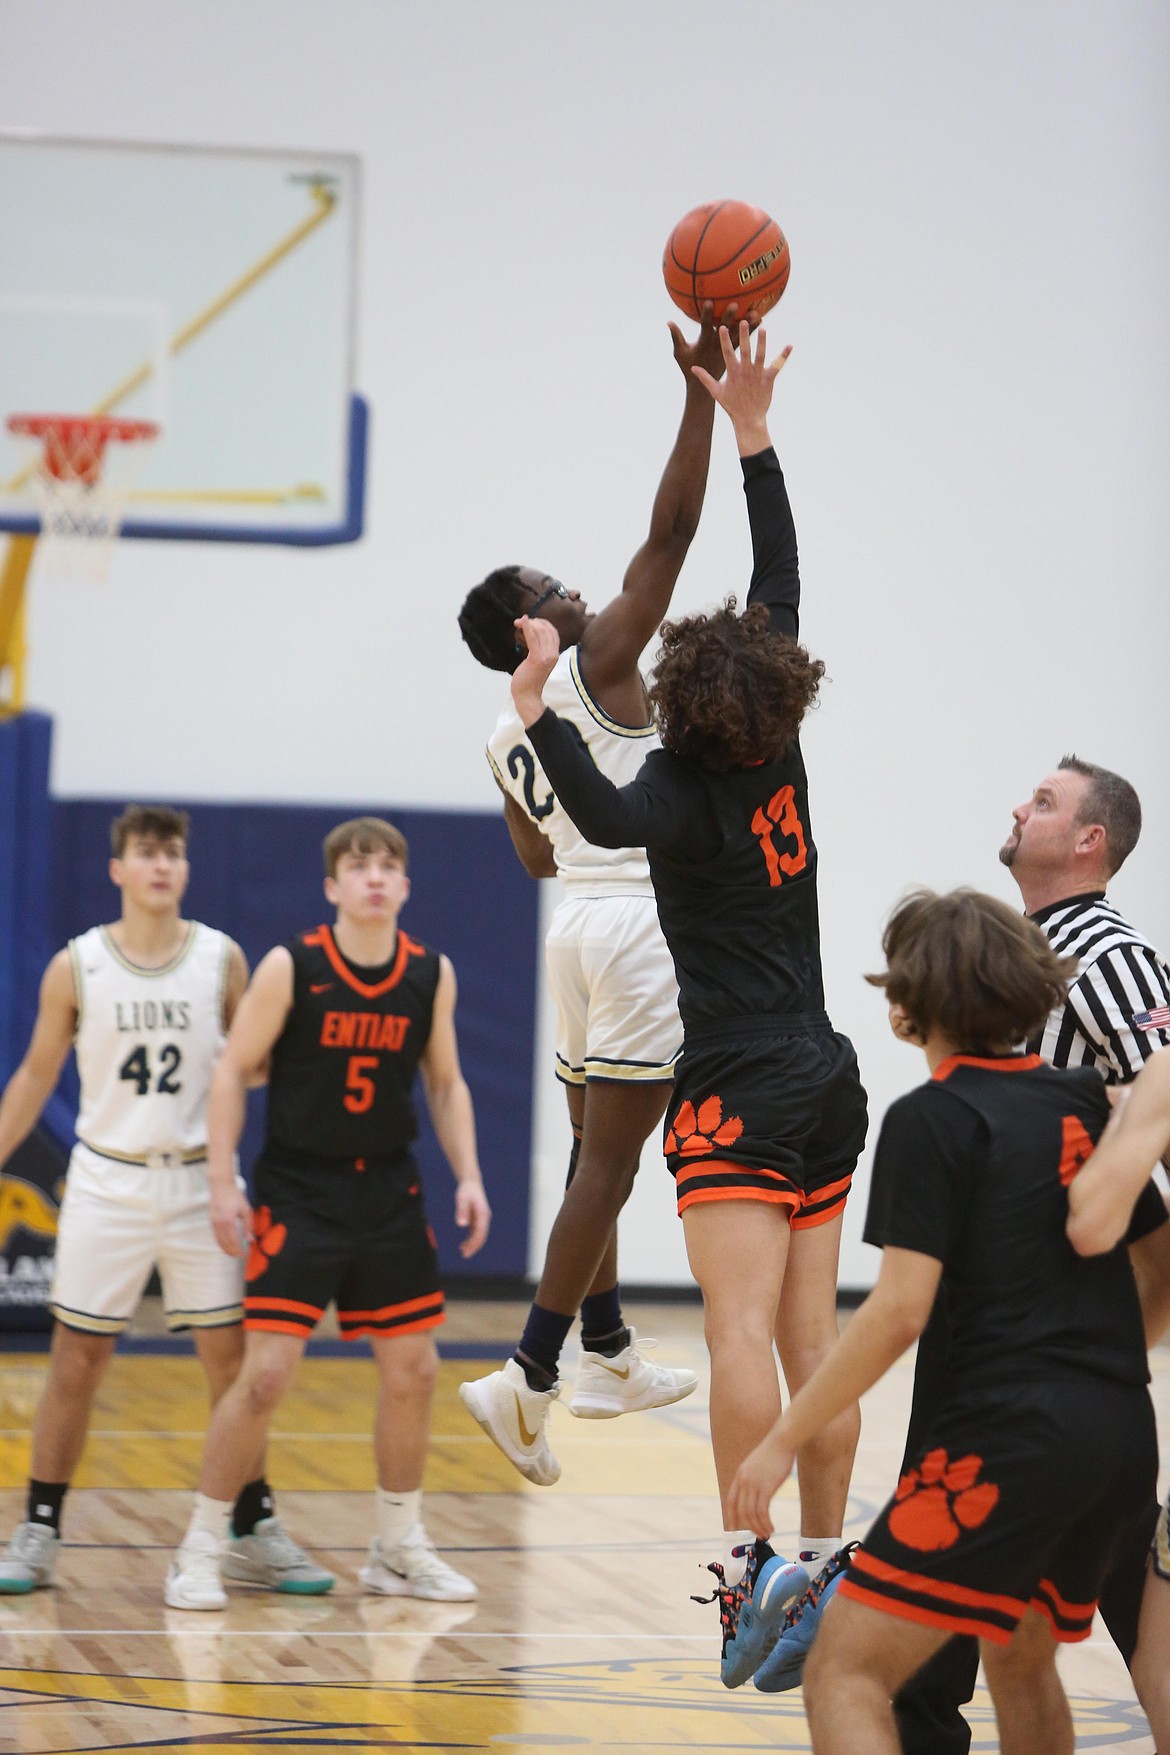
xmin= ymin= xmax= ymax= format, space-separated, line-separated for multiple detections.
xmin=263 ymin=925 xmax=441 ymax=1162
xmin=864 ymin=1054 xmax=1151 ymax=1393
xmin=527 ymin=447 xmax=824 ymax=1032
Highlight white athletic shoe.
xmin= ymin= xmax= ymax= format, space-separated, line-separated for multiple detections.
xmin=164 ymin=1530 xmax=228 ymax=1611
xmin=359 ymin=1525 xmax=477 ymax=1602
xmin=458 ymin=1358 xmax=561 ymax=1485
xmin=568 ymin=1328 xmax=698 ymax=1419
xmin=0 ymin=1521 xmax=59 ymax=1593
xmin=221 ymin=1516 xmax=335 ymax=1595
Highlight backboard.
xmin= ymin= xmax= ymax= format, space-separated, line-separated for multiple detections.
xmin=0 ymin=134 xmax=364 ymax=546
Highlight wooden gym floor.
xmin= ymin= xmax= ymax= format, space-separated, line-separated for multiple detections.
xmin=0 ymin=1299 xmax=1165 ymax=1754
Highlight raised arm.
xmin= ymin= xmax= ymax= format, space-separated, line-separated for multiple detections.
xmin=511 ymin=616 xmax=717 ymax=859
xmin=576 ymin=308 xmax=732 ymax=707
xmin=1067 ymin=1047 xmax=1170 ymax=1255
xmin=693 ymin=322 xmax=799 ymax=638
xmin=0 ymin=952 xmax=78 ymax=1170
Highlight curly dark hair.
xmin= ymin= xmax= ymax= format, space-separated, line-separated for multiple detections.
xmin=648 ymin=599 xmax=825 ymax=771
xmin=457 ymin=566 xmax=528 ymax=673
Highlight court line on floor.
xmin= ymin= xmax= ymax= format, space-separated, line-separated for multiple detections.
xmin=0 ymin=1429 xmax=707 ymax=1443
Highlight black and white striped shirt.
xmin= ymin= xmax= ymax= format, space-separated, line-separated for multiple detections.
xmin=1028 ymin=892 xmax=1170 ymax=1082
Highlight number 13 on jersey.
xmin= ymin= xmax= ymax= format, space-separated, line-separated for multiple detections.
xmin=751 ymin=785 xmax=808 ymax=887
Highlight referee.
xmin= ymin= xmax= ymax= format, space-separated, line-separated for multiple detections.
xmin=895 ymin=754 xmax=1170 ymax=1755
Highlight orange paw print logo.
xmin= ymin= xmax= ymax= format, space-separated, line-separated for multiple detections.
xmin=246 ymin=1206 xmax=287 ymax=1282
xmin=888 ymin=1448 xmax=999 ymax=1552
xmin=665 ymin=1095 xmax=744 ymax=1157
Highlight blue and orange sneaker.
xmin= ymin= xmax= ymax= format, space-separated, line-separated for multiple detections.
xmin=753 ymin=1542 xmax=858 ymax=1692
xmin=693 ymin=1540 xmax=810 ymax=1689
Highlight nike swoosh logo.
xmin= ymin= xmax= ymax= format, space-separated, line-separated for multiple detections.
xmin=310 ymin=983 xmax=334 ymax=994
xmin=597 ymin=1361 xmax=631 ymax=1379
xmin=513 ymin=1391 xmax=542 ymax=1447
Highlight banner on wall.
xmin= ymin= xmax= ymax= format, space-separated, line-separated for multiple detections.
xmin=0 ymin=1128 xmax=65 ymax=1330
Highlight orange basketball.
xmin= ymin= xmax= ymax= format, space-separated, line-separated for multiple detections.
xmin=663 ymin=200 xmax=790 ymax=325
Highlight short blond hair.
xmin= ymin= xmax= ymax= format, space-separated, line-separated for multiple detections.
xmin=322 ymin=816 xmax=409 ymax=879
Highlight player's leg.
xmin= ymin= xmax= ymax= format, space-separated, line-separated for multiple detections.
xmin=803 ymin=1590 xmax=952 ymax=1754
xmin=337 ymin=1173 xmax=473 ymax=1601
xmin=683 ymin=1196 xmax=790 ymax=1514
xmin=166 ymin=1329 xmax=310 ymax=1610
xmin=358 ymin=1330 xmax=474 ymax=1602
xmin=0 ymin=1156 xmax=154 ymax=1593
xmin=775 ymin=1210 xmax=859 ymax=1550
xmin=461 ymin=899 xmax=689 ymax=1479
xmin=754 ymin=1210 xmax=862 ymax=1693
xmin=161 ymin=1164 xmax=327 ymax=1595
xmin=1131 ymin=1509 xmax=1170 ymax=1751
xmin=978 ymin=1610 xmax=1073 ymax=1755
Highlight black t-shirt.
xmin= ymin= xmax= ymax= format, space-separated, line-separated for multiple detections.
xmin=527 ymin=448 xmax=825 ymax=1033
xmin=263 ymin=925 xmax=441 ymax=1162
xmin=866 ymin=1054 xmax=1151 ymax=1394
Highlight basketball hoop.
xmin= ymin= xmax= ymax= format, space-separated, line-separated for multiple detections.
xmin=6 ymin=412 xmax=160 ymax=581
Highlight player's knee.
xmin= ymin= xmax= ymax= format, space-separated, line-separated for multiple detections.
xmin=702 ymin=1298 xmax=775 ymax=1356
xmin=379 ymin=1340 xmax=439 ymax=1400
xmin=240 ymin=1361 xmax=293 ymax=1416
xmin=50 ymin=1328 xmax=113 ymax=1392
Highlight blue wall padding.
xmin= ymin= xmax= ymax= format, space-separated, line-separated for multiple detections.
xmin=0 ymin=714 xmax=64 ymax=1136
xmin=35 ymin=796 xmax=537 ymax=1279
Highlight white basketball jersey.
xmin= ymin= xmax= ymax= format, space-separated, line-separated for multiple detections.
xmin=487 ymin=648 xmax=659 ymax=895
xmin=68 ymin=922 xmax=232 ymax=1163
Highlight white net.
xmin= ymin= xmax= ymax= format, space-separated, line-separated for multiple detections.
xmin=7 ymin=415 xmax=159 ymax=582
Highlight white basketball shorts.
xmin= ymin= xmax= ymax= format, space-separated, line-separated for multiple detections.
xmin=544 ymin=892 xmax=682 ymax=1086
xmin=50 ymin=1144 xmax=244 ymax=1335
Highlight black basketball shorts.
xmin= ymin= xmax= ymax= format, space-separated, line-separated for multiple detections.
xmin=243 ymin=1150 xmax=444 ymax=1341
xmin=839 ymin=1375 xmax=1159 ymax=1645
xmin=663 ymin=1013 xmax=868 ymax=1224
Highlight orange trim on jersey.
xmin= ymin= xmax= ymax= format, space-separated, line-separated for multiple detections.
xmin=340 ymin=1312 xmax=446 ymax=1339
xmin=804 ymin=1172 xmax=854 ymax=1205
xmin=1033 ymin=1577 xmax=1095 ymax=1622
xmin=243 ymin=1296 xmax=325 ymax=1319
xmin=337 ymin=1293 xmax=445 ymax=1323
xmin=674 ymin=1159 xmax=797 ymax=1188
xmin=677 ymin=1185 xmax=801 ymax=1214
xmin=849 ymin=1548 xmax=1027 ymax=1619
xmin=837 ymin=1577 xmax=1016 ymax=1645
xmin=303 ymin=924 xmax=423 ymax=999
xmin=1029 ymin=1591 xmax=1095 ymax=1644
xmin=792 ymin=1193 xmax=851 ymax=1231
xmin=933 ymin=1053 xmax=1045 ymax=1082
xmin=243 ymin=1317 xmax=316 ymax=1336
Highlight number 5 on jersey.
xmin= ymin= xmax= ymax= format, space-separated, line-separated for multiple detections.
xmin=345 ymin=1054 xmax=378 ymax=1114
xmin=751 ymin=785 xmax=808 ymax=887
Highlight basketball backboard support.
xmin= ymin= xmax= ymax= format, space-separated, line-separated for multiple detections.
xmin=0 ymin=133 xmax=365 ymax=547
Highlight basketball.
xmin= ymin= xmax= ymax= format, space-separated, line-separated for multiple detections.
xmin=663 ymin=200 xmax=790 ymax=325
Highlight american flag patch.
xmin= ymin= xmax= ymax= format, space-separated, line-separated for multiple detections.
xmin=1133 ymin=1006 xmax=1170 ymax=1032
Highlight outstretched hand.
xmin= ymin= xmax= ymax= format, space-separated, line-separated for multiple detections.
xmin=692 ymin=322 xmax=791 ymax=455
xmin=669 ymin=300 xmax=760 ymax=385
xmin=511 ymin=614 xmax=561 ymax=727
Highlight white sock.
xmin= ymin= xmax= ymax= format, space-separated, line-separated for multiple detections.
xmin=722 ymin=1529 xmax=756 ymax=1588
xmin=182 ymin=1492 xmax=233 ymax=1550
xmin=798 ymin=1536 xmax=840 ymax=1580
xmin=376 ymin=1486 xmax=422 ymax=1549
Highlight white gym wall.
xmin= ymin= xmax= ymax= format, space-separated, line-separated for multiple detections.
xmin=3 ymin=0 xmax=1167 ymax=1288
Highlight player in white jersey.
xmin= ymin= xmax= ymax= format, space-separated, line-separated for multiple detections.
xmin=0 ymin=805 xmax=329 ymax=1597
xmin=455 ymin=305 xmax=751 ymax=1482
